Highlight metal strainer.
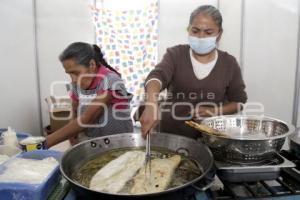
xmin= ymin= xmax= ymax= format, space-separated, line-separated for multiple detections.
xmin=199 ymin=115 xmax=294 ymax=164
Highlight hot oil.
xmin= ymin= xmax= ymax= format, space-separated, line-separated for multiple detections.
xmin=71 ymin=147 xmax=202 ymax=194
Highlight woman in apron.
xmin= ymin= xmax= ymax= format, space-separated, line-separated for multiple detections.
xmin=46 ymin=42 xmax=133 ymax=148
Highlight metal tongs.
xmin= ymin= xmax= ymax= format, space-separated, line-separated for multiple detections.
xmin=145 ymin=133 xmax=151 ymax=177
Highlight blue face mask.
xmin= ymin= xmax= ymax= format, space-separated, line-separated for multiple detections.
xmin=188 ymin=35 xmax=218 ymax=55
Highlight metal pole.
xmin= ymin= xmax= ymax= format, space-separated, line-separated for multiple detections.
xmin=32 ymin=0 xmax=43 ymax=135
xmin=292 ymin=1 xmax=300 ymax=127
xmin=239 ymin=0 xmax=245 ymax=74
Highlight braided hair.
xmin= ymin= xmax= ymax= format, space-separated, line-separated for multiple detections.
xmin=59 ymin=42 xmax=121 ymax=77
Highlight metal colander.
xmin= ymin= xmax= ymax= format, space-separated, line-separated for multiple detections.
xmin=199 ymin=115 xmax=294 ymax=164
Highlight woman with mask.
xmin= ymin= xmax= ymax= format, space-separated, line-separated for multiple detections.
xmin=140 ymin=5 xmax=247 ymax=138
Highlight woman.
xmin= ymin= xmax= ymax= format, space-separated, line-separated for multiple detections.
xmin=46 ymin=42 xmax=133 ymax=147
xmin=140 ymin=5 xmax=247 ymax=139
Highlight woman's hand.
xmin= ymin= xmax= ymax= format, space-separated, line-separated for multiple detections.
xmin=69 ymin=136 xmax=79 ymax=146
xmin=140 ymin=102 xmax=159 ymax=138
xmin=192 ymin=103 xmax=242 ymax=119
xmin=193 ymin=106 xmax=218 ymax=119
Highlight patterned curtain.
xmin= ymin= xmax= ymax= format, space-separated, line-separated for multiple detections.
xmin=90 ymin=0 xmax=159 ymax=106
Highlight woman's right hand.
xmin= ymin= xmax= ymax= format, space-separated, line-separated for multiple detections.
xmin=69 ymin=136 xmax=79 ymax=146
xmin=139 ymin=102 xmax=159 ymax=138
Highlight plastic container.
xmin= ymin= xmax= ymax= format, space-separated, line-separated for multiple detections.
xmin=0 ymin=128 xmax=31 ymax=145
xmin=0 ymin=150 xmax=62 ymax=200
xmin=19 ymin=136 xmax=47 ymax=152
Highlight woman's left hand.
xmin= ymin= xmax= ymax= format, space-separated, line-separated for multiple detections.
xmin=192 ymin=106 xmax=218 ymax=119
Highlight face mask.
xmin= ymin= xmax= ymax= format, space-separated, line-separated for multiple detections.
xmin=188 ymin=35 xmax=218 ymax=55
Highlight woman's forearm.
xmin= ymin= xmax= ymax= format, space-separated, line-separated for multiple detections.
xmin=46 ymin=108 xmax=103 ymax=147
xmin=46 ymin=118 xmax=83 ymax=147
xmin=145 ymin=79 xmax=161 ymax=103
xmin=46 ymin=93 xmax=111 ymax=147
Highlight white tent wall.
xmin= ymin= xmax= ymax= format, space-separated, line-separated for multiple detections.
xmin=0 ymin=0 xmax=300 ymax=136
xmin=242 ymin=0 xmax=299 ymax=124
xmin=35 ymin=0 xmax=95 ymax=131
xmin=158 ymin=0 xmax=218 ymax=60
xmin=0 ymin=0 xmax=41 ymax=135
xmin=218 ymin=0 xmax=242 ymax=64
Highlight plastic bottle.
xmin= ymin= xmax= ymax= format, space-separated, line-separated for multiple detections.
xmin=2 ymin=127 xmax=18 ymax=147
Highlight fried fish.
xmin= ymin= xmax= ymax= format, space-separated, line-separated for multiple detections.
xmin=130 ymin=155 xmax=181 ymax=194
xmin=89 ymin=151 xmax=145 ymax=193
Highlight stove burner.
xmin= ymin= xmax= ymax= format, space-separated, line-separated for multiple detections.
xmin=220 ymin=155 xmax=284 ymax=166
xmin=208 ymin=150 xmax=300 ymax=199
xmin=215 ymin=153 xmax=295 ymax=182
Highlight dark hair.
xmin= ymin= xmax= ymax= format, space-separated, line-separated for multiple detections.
xmin=189 ymin=5 xmax=223 ymax=31
xmin=59 ymin=42 xmax=121 ymax=76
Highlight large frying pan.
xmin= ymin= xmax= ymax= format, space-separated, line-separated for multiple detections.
xmin=60 ymin=132 xmax=214 ymax=199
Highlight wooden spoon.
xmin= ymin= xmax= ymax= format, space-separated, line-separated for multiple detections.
xmin=185 ymin=121 xmax=230 ymax=138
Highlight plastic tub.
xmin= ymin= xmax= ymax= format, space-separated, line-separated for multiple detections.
xmin=0 ymin=150 xmax=62 ymax=200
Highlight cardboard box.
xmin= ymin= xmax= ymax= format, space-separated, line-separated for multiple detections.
xmin=45 ymin=96 xmax=72 ymax=132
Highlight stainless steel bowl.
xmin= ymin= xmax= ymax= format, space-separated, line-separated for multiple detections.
xmin=200 ymin=115 xmax=294 ymax=164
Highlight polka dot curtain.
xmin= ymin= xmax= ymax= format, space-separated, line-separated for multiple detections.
xmin=90 ymin=0 xmax=159 ymax=106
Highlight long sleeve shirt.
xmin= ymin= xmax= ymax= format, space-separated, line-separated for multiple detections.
xmin=145 ymin=44 xmax=247 ymax=138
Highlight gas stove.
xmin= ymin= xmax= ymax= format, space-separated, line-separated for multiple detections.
xmin=207 ymin=150 xmax=300 ymax=199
